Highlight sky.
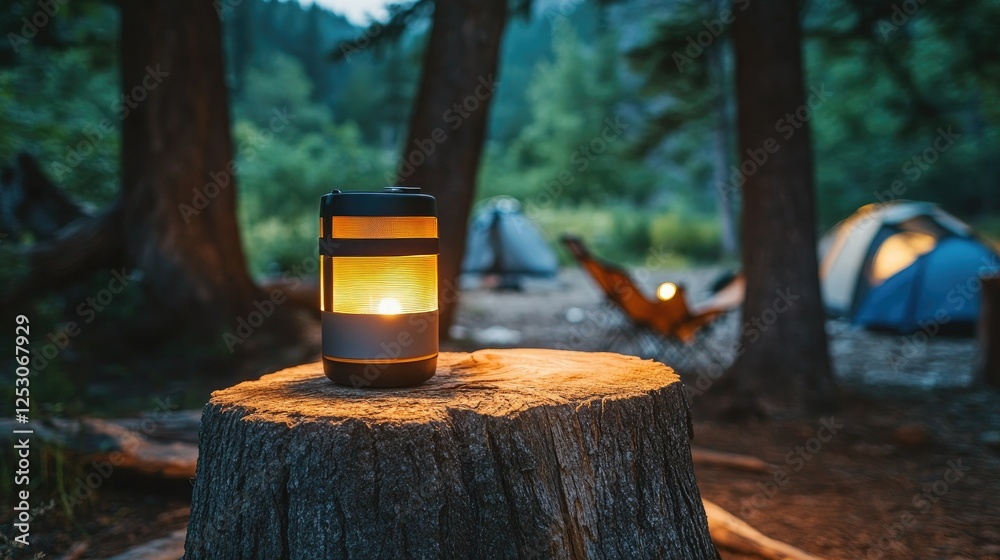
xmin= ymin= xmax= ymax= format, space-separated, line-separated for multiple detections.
xmin=305 ymin=0 xmax=392 ymax=25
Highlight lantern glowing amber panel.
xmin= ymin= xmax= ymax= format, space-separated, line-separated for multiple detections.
xmin=319 ymin=187 xmax=439 ymax=388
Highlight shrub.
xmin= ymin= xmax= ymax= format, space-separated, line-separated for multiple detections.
xmin=649 ymin=213 xmax=722 ymax=263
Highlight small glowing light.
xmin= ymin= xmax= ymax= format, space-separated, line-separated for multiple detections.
xmin=657 ymin=282 xmax=678 ymax=301
xmin=378 ymin=297 xmax=403 ymax=315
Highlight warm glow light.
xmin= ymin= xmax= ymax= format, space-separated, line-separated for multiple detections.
xmin=871 ymin=232 xmax=936 ymax=283
xmin=319 ymin=257 xmax=325 ymax=311
xmin=332 ymin=254 xmax=438 ymax=314
xmin=333 ymin=216 xmax=437 ymax=239
xmin=657 ymin=282 xmax=678 ymax=301
xmin=378 ymin=297 xmax=403 ymax=315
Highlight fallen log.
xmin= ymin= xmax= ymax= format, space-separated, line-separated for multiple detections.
xmin=106 ymin=529 xmax=187 ymax=560
xmin=0 ymin=413 xmax=199 ymax=479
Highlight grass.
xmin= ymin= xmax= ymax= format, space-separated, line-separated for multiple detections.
xmin=526 ymin=204 xmax=726 ymax=267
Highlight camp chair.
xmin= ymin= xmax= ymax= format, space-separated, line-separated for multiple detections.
xmin=560 ymin=235 xmax=733 ymax=371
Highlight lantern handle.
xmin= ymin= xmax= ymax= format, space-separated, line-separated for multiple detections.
xmin=384 ymin=186 xmax=422 ymax=194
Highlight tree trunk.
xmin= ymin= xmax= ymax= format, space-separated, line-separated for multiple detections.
xmin=120 ymin=0 xmax=259 ymax=322
xmin=975 ymin=276 xmax=1000 ymax=388
xmin=185 ymin=349 xmax=721 ymax=559
xmin=708 ymin=47 xmax=738 ymax=258
xmin=398 ymin=0 xmax=508 ymax=338
xmin=717 ymin=0 xmax=834 ymax=415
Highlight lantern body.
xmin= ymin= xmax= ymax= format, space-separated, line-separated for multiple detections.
xmin=320 ymin=187 xmax=438 ymax=387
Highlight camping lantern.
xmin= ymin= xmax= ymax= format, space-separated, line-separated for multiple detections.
xmin=319 ymin=187 xmax=438 ymax=388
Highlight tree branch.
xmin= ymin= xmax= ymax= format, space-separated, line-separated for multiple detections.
xmin=3 ymin=201 xmax=125 ymax=306
xmin=0 ymin=152 xmax=88 ymax=242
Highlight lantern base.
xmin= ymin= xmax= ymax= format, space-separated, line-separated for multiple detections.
xmin=322 ymin=355 xmax=437 ymax=388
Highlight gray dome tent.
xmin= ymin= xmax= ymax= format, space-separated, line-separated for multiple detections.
xmin=461 ymin=197 xmax=559 ymax=285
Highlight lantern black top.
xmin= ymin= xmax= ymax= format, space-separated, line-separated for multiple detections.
xmin=320 ymin=187 xmax=437 ymax=218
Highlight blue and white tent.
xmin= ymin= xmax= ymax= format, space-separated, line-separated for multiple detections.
xmin=818 ymin=202 xmax=999 ymax=333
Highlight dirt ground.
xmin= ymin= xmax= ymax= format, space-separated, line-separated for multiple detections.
xmin=6 ymin=268 xmax=999 ymax=559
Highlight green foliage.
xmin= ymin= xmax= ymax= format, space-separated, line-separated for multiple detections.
xmin=333 ymin=42 xmax=422 ymax=147
xmin=526 ymin=205 xmax=715 ymax=266
xmin=484 ymin=25 xmax=654 ymax=205
xmin=627 ymin=0 xmax=1000 ymax=237
xmin=805 ymin=0 xmax=1000 ymax=227
xmin=649 ymin=212 xmax=722 ymax=263
xmin=477 ymin=21 xmax=661 ymax=267
xmin=234 ymin=54 xmax=391 ymax=275
xmin=2 ymin=0 xmax=997 ymax=428
xmin=236 ymin=121 xmax=389 ymax=273
xmin=3 ymin=0 xmax=998 ymax=298
xmin=234 ymin=53 xmax=332 ymax=133
xmin=0 ymin=4 xmax=120 ymax=205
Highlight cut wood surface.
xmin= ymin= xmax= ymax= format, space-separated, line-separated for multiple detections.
xmin=185 ymin=349 xmax=721 ymax=559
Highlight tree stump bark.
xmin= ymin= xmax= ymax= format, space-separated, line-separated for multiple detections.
xmin=184 ymin=349 xmax=719 ymax=559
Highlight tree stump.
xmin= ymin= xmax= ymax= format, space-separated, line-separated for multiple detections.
xmin=184 ymin=349 xmax=719 ymax=559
